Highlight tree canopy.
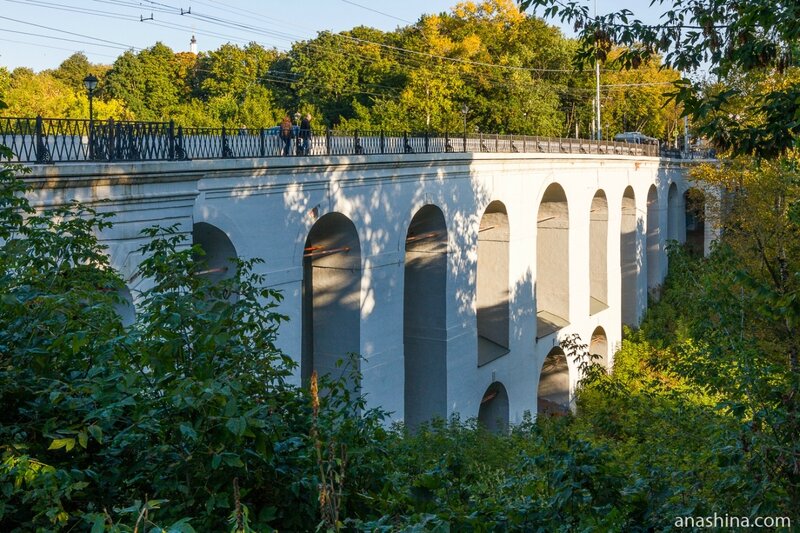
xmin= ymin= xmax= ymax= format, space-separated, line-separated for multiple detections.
xmin=0 ymin=0 xmax=683 ymax=140
xmin=519 ymin=0 xmax=800 ymax=157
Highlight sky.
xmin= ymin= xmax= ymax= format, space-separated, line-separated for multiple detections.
xmin=0 ymin=0 xmax=664 ymax=72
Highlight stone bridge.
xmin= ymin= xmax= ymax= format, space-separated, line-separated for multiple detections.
xmin=23 ymin=151 xmax=710 ymax=428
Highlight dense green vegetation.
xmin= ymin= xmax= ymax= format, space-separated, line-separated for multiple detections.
xmin=0 ymin=0 xmax=682 ymax=141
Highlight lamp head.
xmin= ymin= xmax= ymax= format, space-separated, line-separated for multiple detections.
xmin=83 ymin=74 xmax=99 ymax=92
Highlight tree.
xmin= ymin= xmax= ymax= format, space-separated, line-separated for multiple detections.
xmin=195 ymin=43 xmax=284 ymax=128
xmin=105 ymin=43 xmax=181 ymax=121
xmin=48 ymin=52 xmax=92 ymax=92
xmin=2 ymin=69 xmax=78 ymax=117
xmin=518 ymin=0 xmax=800 ymax=158
xmin=520 ymin=0 xmax=800 ymax=512
xmin=600 ymin=50 xmax=682 ymax=141
xmin=289 ymin=27 xmax=397 ymax=126
xmin=104 ymin=50 xmax=147 ymax=118
xmin=0 ymin=161 xmax=298 ymax=529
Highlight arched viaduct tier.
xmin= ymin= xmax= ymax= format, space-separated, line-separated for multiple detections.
xmin=24 ymin=152 xmax=709 ymax=427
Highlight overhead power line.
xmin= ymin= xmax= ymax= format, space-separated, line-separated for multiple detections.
xmin=339 ymin=0 xmax=412 ymax=24
xmin=0 ymin=27 xmax=135 ymax=50
xmin=0 ymin=14 xmax=138 ymax=50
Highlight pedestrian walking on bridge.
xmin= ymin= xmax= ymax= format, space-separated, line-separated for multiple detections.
xmin=279 ymin=115 xmax=294 ymax=156
xmin=300 ymin=113 xmax=313 ymax=155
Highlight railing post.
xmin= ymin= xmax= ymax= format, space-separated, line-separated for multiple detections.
xmin=326 ymin=128 xmax=331 ymax=155
xmin=221 ymin=126 xmax=232 ymax=158
xmin=176 ymin=126 xmax=186 ymax=160
xmin=463 ymin=129 xmax=467 ymax=152
xmin=259 ymin=127 xmax=266 ymax=157
xmin=380 ymin=130 xmax=385 ymax=154
xmin=424 ymin=131 xmax=429 ymax=153
xmin=115 ymin=121 xmax=123 ymax=160
xmin=34 ymin=115 xmax=51 ymax=164
xmin=103 ymin=118 xmax=114 ymax=161
xmin=88 ymin=117 xmax=95 ymax=161
xmin=495 ymin=133 xmax=499 ymax=152
xmin=168 ymin=120 xmax=175 ymax=160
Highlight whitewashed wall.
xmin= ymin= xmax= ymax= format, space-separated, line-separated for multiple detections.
xmin=25 ymin=152 xmax=700 ymax=425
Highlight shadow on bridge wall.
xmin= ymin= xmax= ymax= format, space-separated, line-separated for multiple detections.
xmin=178 ymin=153 xmax=699 ymax=427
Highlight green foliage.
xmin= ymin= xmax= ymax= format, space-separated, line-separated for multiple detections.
xmin=1 ymin=69 xmax=78 ymax=117
xmin=521 ymin=0 xmax=800 ymax=157
xmin=0 ymin=153 xmax=389 ymax=530
xmin=48 ymin=52 xmax=95 ymax=92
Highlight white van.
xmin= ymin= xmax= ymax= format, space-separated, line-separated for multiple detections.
xmin=613 ymin=131 xmax=658 ymax=144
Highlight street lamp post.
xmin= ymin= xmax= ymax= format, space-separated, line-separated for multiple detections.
xmin=83 ymin=74 xmax=98 ymax=160
xmin=594 ymin=0 xmax=601 ymax=141
xmin=461 ymin=104 xmax=469 ymax=152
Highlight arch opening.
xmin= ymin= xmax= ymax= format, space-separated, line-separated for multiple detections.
xmin=620 ymin=187 xmax=638 ymax=327
xmin=302 ymin=213 xmax=361 ymax=388
xmin=114 ymin=285 xmax=135 ymax=328
xmin=684 ymin=188 xmax=706 ymax=256
xmin=589 ymin=190 xmax=608 ymax=315
xmin=537 ymin=347 xmax=570 ymax=415
xmin=404 ymin=205 xmax=448 ymax=428
xmin=590 ymin=326 xmax=609 ymax=370
xmin=536 ymin=184 xmax=569 ymax=338
xmin=477 ymin=201 xmax=510 ymax=366
xmin=477 ymin=382 xmax=509 ymax=433
xmin=193 ymin=222 xmax=238 ymax=302
xmin=193 ymin=222 xmax=237 ymax=282
xmin=667 ymin=182 xmax=681 ymax=243
xmin=646 ymin=185 xmax=661 ymax=291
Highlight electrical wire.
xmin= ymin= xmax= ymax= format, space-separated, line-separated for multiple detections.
xmin=0 ymin=27 xmax=136 ymax=50
xmin=0 ymin=14 xmax=138 ymax=49
xmin=0 ymin=36 xmax=120 ymax=58
xmin=339 ymin=0 xmax=412 ymax=24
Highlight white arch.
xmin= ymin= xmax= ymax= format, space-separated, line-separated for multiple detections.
xmin=646 ymin=185 xmax=661 ymax=290
xmin=620 ymin=187 xmax=638 ymax=327
xmin=590 ymin=326 xmax=609 ymax=370
xmin=478 ymin=382 xmax=509 ymax=433
xmin=193 ymin=221 xmax=238 ymax=285
xmin=537 ymin=346 xmax=570 ymax=415
xmin=404 ymin=204 xmax=448 ymax=428
xmin=302 ymin=212 xmax=362 ymax=387
xmin=589 ymin=190 xmax=609 ymax=314
xmin=477 ymin=200 xmax=510 ymax=365
xmin=536 ymin=183 xmax=570 ymax=338
xmin=684 ymin=187 xmax=706 ymax=256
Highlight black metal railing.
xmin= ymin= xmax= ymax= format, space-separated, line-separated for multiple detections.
xmin=1 ymin=116 xmax=673 ymax=164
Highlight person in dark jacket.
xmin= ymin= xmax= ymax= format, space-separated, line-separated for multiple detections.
xmin=279 ymin=115 xmax=294 ymax=156
xmin=299 ymin=113 xmax=312 ymax=155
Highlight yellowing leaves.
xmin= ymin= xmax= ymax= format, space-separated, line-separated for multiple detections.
xmin=453 ymin=0 xmax=524 ymax=24
xmin=460 ymin=34 xmax=483 ymax=57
